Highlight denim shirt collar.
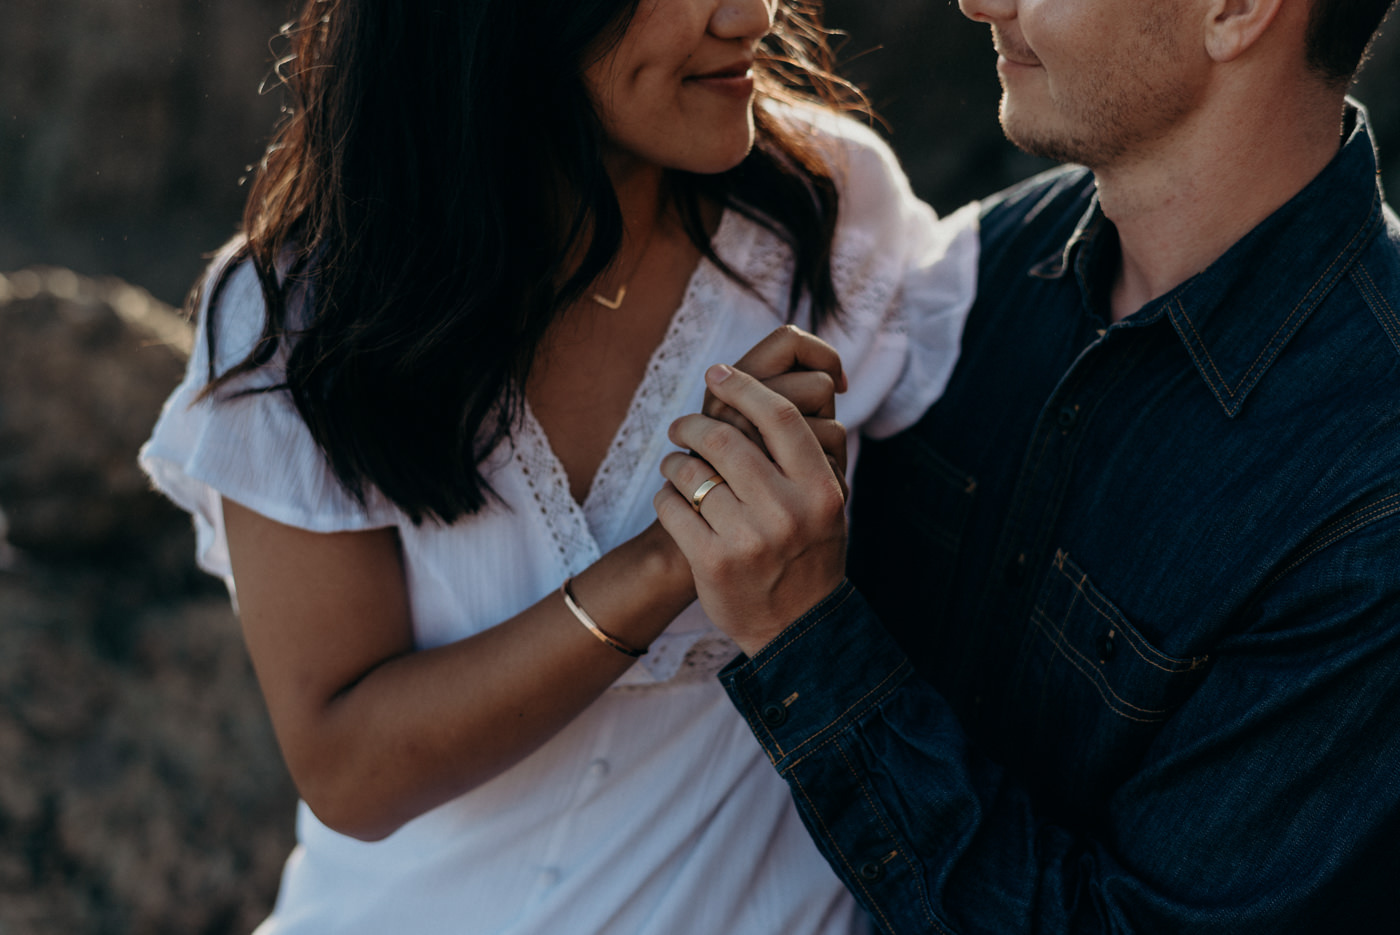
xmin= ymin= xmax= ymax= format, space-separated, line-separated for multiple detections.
xmin=1036 ymin=102 xmax=1386 ymax=418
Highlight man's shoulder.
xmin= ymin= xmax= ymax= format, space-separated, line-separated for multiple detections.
xmin=1347 ymin=200 xmax=1400 ymax=360
xmin=1361 ymin=200 xmax=1400 ymax=282
xmin=975 ymin=165 xmax=1096 ymax=269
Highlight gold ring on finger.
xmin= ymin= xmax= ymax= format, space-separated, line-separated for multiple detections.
xmin=690 ymin=474 xmax=727 ymax=512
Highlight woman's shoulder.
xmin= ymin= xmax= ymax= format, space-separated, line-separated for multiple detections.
xmin=768 ymin=101 xmax=895 ymax=159
xmin=140 ymin=237 xmax=395 ymax=564
xmin=192 ymin=237 xmax=304 ymax=385
xmin=766 ymin=101 xmax=923 ymax=234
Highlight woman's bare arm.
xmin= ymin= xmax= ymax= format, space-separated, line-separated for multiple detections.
xmin=226 ymin=503 xmax=692 ymax=842
xmin=226 ymin=325 xmax=847 ymax=842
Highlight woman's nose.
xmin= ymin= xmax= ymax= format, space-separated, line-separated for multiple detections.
xmin=709 ymin=0 xmax=776 ymax=42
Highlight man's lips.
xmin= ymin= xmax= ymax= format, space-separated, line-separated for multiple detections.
xmin=993 ymin=41 xmax=1041 ymax=67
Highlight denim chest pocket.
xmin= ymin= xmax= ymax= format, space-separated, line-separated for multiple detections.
xmin=1008 ymin=550 xmax=1211 ymax=800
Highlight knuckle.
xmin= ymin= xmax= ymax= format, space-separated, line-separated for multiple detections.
xmin=769 ymin=509 xmax=800 ymax=546
xmin=712 ymin=407 xmax=752 ymax=435
xmin=685 ymin=461 xmax=716 ymax=490
xmin=699 ymin=421 xmax=739 ymax=457
xmin=770 ymin=400 xmax=806 ymax=431
xmin=814 ymin=480 xmax=847 ymax=518
xmin=668 ymin=414 xmax=696 ymax=444
xmin=729 ymin=527 xmax=767 ymax=564
xmin=705 ymin=548 xmax=745 ymax=585
xmin=654 ymin=487 xmax=684 ymax=523
xmin=826 ymin=456 xmax=849 ymax=488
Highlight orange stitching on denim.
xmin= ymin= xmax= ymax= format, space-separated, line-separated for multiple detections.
xmin=738 ymin=588 xmax=863 ymax=756
xmin=1265 ymin=495 xmax=1400 ymax=588
xmin=1293 ymin=494 xmax=1400 ymax=561
xmin=1175 ymin=215 xmax=1371 ymax=411
xmin=1030 ymin=608 xmax=1170 ymax=722
xmin=1263 ymin=492 xmax=1400 ymax=590
xmin=787 ymin=772 xmax=901 ymax=934
xmin=782 ymin=664 xmax=911 ymax=770
xmin=1231 ymin=216 xmax=1372 ymax=394
xmin=835 ymin=743 xmax=944 ymax=931
xmin=743 ymin=585 xmax=856 ymax=678
xmin=1055 ymin=555 xmax=1207 ymax=672
xmin=1330 ymin=492 xmax=1400 ymax=531
xmin=1175 ymin=300 xmax=1233 ymax=394
xmin=781 ymin=671 xmax=909 ymax=772
xmin=837 ymin=743 xmax=902 ymax=851
xmin=1354 ymin=264 xmax=1400 ymax=356
xmin=1032 ymin=606 xmax=1172 ymax=718
xmin=734 ymin=678 xmax=788 ymax=760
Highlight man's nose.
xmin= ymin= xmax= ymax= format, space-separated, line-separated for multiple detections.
xmin=958 ymin=0 xmax=1017 ymax=24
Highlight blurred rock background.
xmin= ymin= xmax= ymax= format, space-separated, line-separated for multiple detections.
xmin=0 ymin=1 xmax=1397 ymax=932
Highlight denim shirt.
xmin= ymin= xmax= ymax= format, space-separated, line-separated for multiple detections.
xmin=719 ymin=104 xmax=1400 ymax=934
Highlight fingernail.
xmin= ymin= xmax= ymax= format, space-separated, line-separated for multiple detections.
xmin=707 ymin=363 xmax=733 ymax=384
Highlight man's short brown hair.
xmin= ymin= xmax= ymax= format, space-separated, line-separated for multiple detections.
xmin=1306 ymin=0 xmax=1396 ymax=84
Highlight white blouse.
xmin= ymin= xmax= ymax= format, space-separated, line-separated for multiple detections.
xmin=140 ymin=110 xmax=979 ymax=935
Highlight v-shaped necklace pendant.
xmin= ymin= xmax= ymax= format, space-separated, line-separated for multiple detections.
xmin=591 ymin=285 xmax=627 ymax=310
xmin=589 ymin=214 xmax=659 ymax=310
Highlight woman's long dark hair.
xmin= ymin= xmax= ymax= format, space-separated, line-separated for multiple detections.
xmin=200 ymin=0 xmax=866 ymax=524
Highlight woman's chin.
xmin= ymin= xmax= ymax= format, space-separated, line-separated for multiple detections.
xmin=679 ymin=135 xmax=757 ymax=176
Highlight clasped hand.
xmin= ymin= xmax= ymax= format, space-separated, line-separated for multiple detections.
xmin=655 ymin=325 xmax=850 ymax=657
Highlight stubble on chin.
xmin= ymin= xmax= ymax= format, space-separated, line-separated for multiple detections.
xmin=994 ymin=9 xmax=1196 ymax=170
xmin=996 ymin=80 xmax=1132 ymax=168
xmin=998 ymin=100 xmax=1102 ymax=167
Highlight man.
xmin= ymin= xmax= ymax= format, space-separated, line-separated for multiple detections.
xmin=655 ymin=0 xmax=1400 ymax=930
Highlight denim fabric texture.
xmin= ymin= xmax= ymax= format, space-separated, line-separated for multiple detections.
xmin=719 ymin=104 xmax=1400 ymax=934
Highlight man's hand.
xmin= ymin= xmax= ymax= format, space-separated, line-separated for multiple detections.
xmin=710 ymin=325 xmax=849 ymax=496
xmin=655 ymin=363 xmax=848 ymax=656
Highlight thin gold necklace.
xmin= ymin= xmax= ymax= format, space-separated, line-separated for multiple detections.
xmin=591 ymin=220 xmax=660 ymax=310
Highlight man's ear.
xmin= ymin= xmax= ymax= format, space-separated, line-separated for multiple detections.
xmin=1203 ymin=0 xmax=1288 ymax=63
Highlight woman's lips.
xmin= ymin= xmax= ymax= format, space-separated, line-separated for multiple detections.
xmin=686 ymin=67 xmax=755 ymax=99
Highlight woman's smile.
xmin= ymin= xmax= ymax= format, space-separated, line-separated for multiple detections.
xmin=684 ymin=60 xmax=756 ymax=99
xmin=586 ymin=0 xmax=773 ymax=175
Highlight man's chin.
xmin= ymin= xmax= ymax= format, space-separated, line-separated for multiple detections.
xmin=1000 ymin=116 xmax=1094 ymax=166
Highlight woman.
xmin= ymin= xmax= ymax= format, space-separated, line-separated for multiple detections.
xmin=141 ymin=0 xmax=977 ymax=932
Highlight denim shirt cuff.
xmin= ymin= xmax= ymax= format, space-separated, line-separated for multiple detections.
xmin=718 ymin=580 xmax=913 ymax=773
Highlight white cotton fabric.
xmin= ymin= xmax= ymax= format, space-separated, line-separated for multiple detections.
xmin=140 ymin=110 xmax=979 ymax=935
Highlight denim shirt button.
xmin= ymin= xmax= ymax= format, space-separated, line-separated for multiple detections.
xmin=858 ymin=860 xmax=886 ymax=882
xmin=1003 ymin=554 xmax=1027 ymax=587
xmin=1098 ymin=630 xmax=1116 ymax=663
xmin=1057 ymin=404 xmax=1079 ymax=430
xmin=761 ymin=703 xmax=789 ymax=728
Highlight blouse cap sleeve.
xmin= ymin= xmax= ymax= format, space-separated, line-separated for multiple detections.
xmin=139 ymin=243 xmax=398 ymax=583
xmin=786 ymin=109 xmax=980 ymax=440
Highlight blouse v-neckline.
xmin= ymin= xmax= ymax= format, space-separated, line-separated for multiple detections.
xmin=513 ymin=210 xmax=755 ymax=570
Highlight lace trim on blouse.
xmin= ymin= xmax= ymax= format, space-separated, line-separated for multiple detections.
xmin=511 ymin=212 xmax=904 ymax=688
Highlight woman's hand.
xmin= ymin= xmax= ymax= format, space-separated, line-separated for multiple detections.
xmin=655 ymin=363 xmax=848 ymax=657
xmin=708 ymin=324 xmax=850 ymax=494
